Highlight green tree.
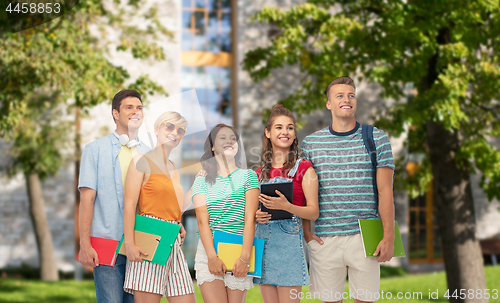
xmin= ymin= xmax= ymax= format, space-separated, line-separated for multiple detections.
xmin=243 ymin=1 xmax=500 ymax=302
xmin=0 ymin=0 xmax=169 ymax=281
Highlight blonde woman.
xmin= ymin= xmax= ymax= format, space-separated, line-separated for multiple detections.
xmin=123 ymin=111 xmax=196 ymax=303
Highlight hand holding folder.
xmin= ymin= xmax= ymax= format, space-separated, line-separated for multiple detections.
xmin=217 ymin=243 xmax=256 ymax=272
xmin=213 ymin=230 xmax=265 ymax=278
xmin=118 ymin=230 xmax=161 ymax=262
xmin=116 ymin=215 xmax=181 ymax=265
xmin=358 ymin=219 xmax=405 ymax=258
xmin=77 ymin=237 xmax=119 ymax=267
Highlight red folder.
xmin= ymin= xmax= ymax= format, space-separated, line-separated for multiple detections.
xmin=77 ymin=237 xmax=120 ymax=267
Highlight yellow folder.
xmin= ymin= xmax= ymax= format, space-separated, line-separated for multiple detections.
xmin=217 ymin=243 xmax=255 ymax=272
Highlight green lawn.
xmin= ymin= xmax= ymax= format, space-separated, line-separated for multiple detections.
xmin=1 ymin=266 xmax=500 ymax=303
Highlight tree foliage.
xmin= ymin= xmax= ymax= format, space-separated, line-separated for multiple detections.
xmin=243 ymin=0 xmax=500 ymax=199
xmin=0 ymin=0 xmax=171 ymax=280
xmin=0 ymin=0 xmax=170 ymax=176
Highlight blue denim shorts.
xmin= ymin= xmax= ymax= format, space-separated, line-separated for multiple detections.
xmin=253 ymin=217 xmax=310 ymax=286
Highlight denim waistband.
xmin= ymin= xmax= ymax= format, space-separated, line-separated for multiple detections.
xmin=262 ymin=216 xmax=301 ymax=224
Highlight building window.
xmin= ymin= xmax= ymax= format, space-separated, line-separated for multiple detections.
xmin=406 ymin=124 xmax=443 ymax=263
xmin=180 ymin=1 xmax=235 ymax=267
xmin=181 ymin=0 xmax=234 ymax=163
xmin=408 ymin=184 xmax=443 ymax=263
xmin=182 ymin=0 xmax=232 ymax=53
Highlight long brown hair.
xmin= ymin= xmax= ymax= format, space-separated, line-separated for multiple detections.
xmin=200 ymin=123 xmax=242 ymax=185
xmin=260 ymin=104 xmax=300 ymax=182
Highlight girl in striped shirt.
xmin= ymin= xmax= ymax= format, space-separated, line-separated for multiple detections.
xmin=192 ymin=123 xmax=260 ymax=303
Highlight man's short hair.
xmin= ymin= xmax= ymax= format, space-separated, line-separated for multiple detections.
xmin=111 ymin=90 xmax=142 ymax=118
xmin=325 ymin=77 xmax=356 ymax=101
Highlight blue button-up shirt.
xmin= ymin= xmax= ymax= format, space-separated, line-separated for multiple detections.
xmin=78 ymin=132 xmax=151 ymax=241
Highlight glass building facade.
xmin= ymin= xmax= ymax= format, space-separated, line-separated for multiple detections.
xmin=180 ymin=0 xmax=234 ymax=269
xmin=181 ymin=0 xmax=234 ymax=162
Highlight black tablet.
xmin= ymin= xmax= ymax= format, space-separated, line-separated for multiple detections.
xmin=260 ymin=182 xmax=294 ymax=220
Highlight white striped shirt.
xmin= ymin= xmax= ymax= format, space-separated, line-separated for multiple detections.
xmin=193 ymin=168 xmax=259 ymax=235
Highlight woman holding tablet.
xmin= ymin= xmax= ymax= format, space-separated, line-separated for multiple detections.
xmin=255 ymin=104 xmax=319 ymax=303
xmin=192 ymin=123 xmax=260 ymax=303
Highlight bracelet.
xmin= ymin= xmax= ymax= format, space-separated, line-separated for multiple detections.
xmin=239 ymin=257 xmax=250 ymax=267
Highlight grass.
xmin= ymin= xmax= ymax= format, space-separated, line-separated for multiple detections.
xmin=1 ymin=266 xmax=499 ymax=303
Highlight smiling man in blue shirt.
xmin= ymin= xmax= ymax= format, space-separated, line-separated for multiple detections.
xmin=78 ymin=90 xmax=151 ymax=303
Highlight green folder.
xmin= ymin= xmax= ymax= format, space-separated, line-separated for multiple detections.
xmin=358 ymin=219 xmax=406 ymax=257
xmin=116 ymin=215 xmax=181 ymax=265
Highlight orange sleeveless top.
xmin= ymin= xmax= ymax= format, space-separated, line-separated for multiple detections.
xmin=138 ymin=156 xmax=184 ymax=222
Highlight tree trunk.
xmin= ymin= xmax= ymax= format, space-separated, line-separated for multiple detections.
xmin=75 ymin=107 xmax=81 ymax=259
xmin=426 ymin=120 xmax=487 ymax=303
xmin=420 ymin=26 xmax=487 ymax=303
xmin=25 ymin=172 xmax=59 ymax=281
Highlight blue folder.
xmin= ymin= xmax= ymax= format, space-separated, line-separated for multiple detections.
xmin=213 ymin=230 xmax=265 ymax=278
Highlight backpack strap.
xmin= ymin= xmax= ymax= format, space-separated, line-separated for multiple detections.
xmin=287 ymin=158 xmax=303 ymax=178
xmin=362 ymin=124 xmax=379 ymax=206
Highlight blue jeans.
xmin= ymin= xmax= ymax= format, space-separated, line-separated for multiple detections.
xmin=94 ymin=254 xmax=134 ymax=303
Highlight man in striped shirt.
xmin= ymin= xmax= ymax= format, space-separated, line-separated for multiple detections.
xmin=302 ymin=77 xmax=395 ymax=303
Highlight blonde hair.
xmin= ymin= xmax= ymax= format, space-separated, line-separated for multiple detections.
xmin=154 ymin=111 xmax=188 ymax=130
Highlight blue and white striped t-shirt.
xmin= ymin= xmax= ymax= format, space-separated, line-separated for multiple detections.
xmin=301 ymin=122 xmax=395 ymax=237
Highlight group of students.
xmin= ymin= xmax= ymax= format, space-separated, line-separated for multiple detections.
xmin=78 ymin=76 xmax=396 ymax=303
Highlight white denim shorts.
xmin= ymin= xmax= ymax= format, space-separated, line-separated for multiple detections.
xmin=194 ymin=240 xmax=253 ymax=291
